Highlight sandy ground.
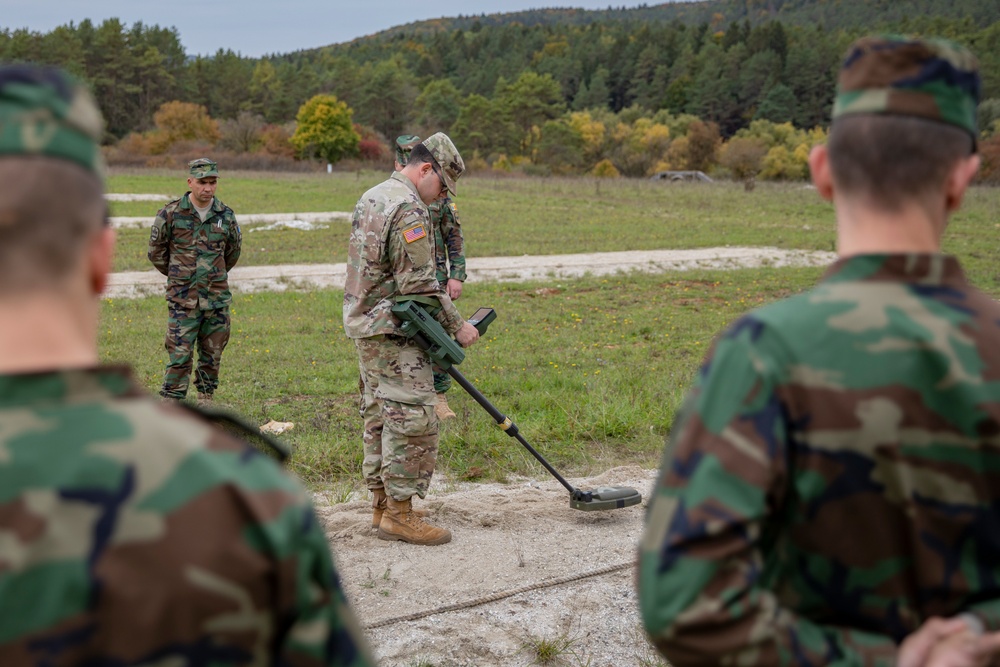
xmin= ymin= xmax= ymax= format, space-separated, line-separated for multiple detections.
xmin=106 ymin=245 xmax=836 ymax=299
xmin=315 ymin=466 xmax=664 ymax=667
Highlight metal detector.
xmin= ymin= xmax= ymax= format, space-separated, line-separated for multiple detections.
xmin=392 ymin=299 xmax=642 ymax=512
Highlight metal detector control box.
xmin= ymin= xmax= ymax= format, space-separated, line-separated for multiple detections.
xmin=391 ymin=299 xmax=466 ymax=369
xmin=468 ymin=307 xmax=496 ymax=336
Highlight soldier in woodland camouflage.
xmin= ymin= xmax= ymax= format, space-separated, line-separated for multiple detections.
xmin=345 ymin=132 xmax=480 ymax=546
xmin=639 ymin=36 xmax=1000 ymax=666
xmin=148 ymin=157 xmax=241 ymax=401
xmin=395 ymin=134 xmax=468 ymax=420
xmin=0 ymin=63 xmax=374 ymax=666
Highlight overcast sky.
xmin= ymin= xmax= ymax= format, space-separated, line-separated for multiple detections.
xmin=0 ymin=1 xmax=681 ymax=58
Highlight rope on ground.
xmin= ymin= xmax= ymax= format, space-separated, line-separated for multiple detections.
xmin=363 ymin=560 xmax=634 ymax=630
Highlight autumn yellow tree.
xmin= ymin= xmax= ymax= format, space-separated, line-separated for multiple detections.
xmin=291 ymin=94 xmax=360 ymax=164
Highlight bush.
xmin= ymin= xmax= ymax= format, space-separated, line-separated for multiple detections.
xmin=591 ymin=159 xmax=620 ymax=178
xmin=721 ymin=137 xmax=768 ymax=183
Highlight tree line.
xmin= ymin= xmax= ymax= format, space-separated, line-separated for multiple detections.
xmin=2 ymin=4 xmax=999 ymax=181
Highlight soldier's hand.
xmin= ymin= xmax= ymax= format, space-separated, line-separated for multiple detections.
xmin=899 ymin=617 xmax=978 ymax=667
xmin=446 ymin=278 xmax=463 ymax=300
xmin=455 ymin=321 xmax=480 ymax=348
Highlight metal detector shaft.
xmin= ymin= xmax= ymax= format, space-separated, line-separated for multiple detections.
xmin=447 ymin=365 xmax=579 ymax=497
xmin=410 ymin=332 xmax=583 ymax=499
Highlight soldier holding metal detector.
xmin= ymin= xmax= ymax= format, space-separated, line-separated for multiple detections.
xmin=344 ymin=132 xmax=479 ymax=546
xmin=395 ymin=133 xmax=468 ymax=421
xmin=639 ymin=36 xmax=1000 ymax=667
xmin=0 ymin=64 xmax=373 ymax=666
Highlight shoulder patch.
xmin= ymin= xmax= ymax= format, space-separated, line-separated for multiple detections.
xmin=449 ymin=202 xmax=458 ymax=215
xmin=150 ymin=226 xmax=159 ymax=242
xmin=402 ymin=224 xmax=427 ymax=244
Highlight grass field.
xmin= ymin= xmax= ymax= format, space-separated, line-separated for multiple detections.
xmin=101 ymin=171 xmax=1000 ymax=490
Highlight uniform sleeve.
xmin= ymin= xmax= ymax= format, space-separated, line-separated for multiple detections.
xmin=277 ymin=499 xmax=376 ymax=667
xmin=441 ymin=201 xmax=466 ymax=282
xmin=148 ymin=208 xmax=171 ymax=275
xmin=387 ymin=206 xmax=464 ymax=334
xmin=638 ymin=316 xmax=899 ymax=667
xmin=224 ymin=211 xmax=242 ymax=271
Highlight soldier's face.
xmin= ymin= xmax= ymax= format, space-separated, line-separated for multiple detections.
xmin=416 ymin=163 xmax=448 ymax=205
xmin=188 ymin=177 xmax=218 ymax=206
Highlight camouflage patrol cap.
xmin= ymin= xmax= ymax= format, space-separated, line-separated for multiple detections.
xmin=188 ymin=157 xmax=219 ymax=179
xmin=0 ymin=63 xmax=104 ymax=176
xmin=833 ymin=35 xmax=980 ymax=144
xmin=395 ymin=134 xmax=421 ymax=166
xmin=421 ymin=132 xmax=465 ymax=196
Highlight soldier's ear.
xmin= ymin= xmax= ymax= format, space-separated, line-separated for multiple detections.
xmin=944 ymin=154 xmax=980 ymax=214
xmin=88 ymin=227 xmax=116 ymax=296
xmin=808 ymin=144 xmax=833 ymax=202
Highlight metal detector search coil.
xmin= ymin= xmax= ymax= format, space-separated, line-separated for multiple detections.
xmin=392 ymin=300 xmax=642 ymax=513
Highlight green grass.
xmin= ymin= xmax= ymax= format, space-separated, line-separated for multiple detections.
xmin=100 ymin=170 xmax=1000 ymax=490
xmin=100 ymin=268 xmax=820 ymax=489
xmin=106 ymin=171 xmax=1000 ymax=296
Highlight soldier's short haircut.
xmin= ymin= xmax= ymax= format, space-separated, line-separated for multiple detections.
xmin=406 ymin=143 xmax=436 ymax=167
xmin=827 ymin=115 xmax=974 ymax=212
xmin=0 ymin=156 xmax=106 ymax=294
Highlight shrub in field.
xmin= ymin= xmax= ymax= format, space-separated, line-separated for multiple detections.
xmin=258 ymin=124 xmax=296 ymax=158
xmin=147 ymin=101 xmax=221 ymax=154
xmin=721 ymin=137 xmax=768 ymax=189
xmin=219 ymin=111 xmax=265 ymax=154
xmin=358 ymin=139 xmax=385 ymax=161
xmin=685 ymin=120 xmax=721 ymax=173
xmin=591 ymin=158 xmax=620 ymax=178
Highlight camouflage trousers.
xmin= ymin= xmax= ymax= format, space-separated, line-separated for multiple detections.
xmin=433 ymin=366 xmax=452 ymax=393
xmin=160 ymin=304 xmax=230 ymax=399
xmin=355 ymin=335 xmax=439 ymax=501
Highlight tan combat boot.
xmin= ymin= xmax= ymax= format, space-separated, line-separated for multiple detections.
xmin=377 ymin=496 xmax=451 ymax=545
xmin=371 ymin=488 xmax=428 ymax=529
xmin=196 ymin=392 xmax=213 ymax=406
xmin=435 ymin=392 xmax=456 ymax=420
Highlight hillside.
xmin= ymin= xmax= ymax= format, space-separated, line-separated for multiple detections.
xmin=362 ymin=0 xmax=999 ymax=44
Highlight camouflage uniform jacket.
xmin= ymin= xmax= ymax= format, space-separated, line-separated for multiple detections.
xmin=639 ymin=254 xmax=1000 ymax=666
xmin=428 ymin=197 xmax=466 ymax=285
xmin=148 ymin=192 xmax=242 ymax=310
xmin=0 ymin=367 xmax=374 ymax=667
xmin=344 ymin=171 xmax=464 ymax=338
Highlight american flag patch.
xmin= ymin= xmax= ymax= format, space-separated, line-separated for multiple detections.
xmin=402 ymin=224 xmax=427 ymax=243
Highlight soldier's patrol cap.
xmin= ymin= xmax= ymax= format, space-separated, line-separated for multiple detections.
xmin=420 ymin=132 xmax=465 ymax=197
xmin=833 ymin=35 xmax=981 ymax=147
xmin=395 ymin=134 xmax=421 ymax=166
xmin=0 ymin=63 xmax=104 ymax=176
xmin=188 ymin=157 xmax=219 ymax=179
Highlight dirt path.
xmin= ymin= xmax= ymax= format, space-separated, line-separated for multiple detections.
xmin=106 ymin=246 xmax=836 ymax=299
xmin=315 ymin=466 xmax=662 ymax=667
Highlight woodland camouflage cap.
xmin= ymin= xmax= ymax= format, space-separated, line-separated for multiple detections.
xmin=0 ymin=64 xmax=104 ymax=176
xmin=421 ymin=132 xmax=465 ymax=196
xmin=833 ymin=35 xmax=981 ymax=144
xmin=395 ymin=134 xmax=421 ymax=166
xmin=188 ymin=157 xmax=219 ymax=178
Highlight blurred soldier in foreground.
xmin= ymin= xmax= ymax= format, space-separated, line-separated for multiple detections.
xmin=0 ymin=63 xmax=373 ymax=666
xmin=640 ymin=36 xmax=1000 ymax=666
xmin=148 ymin=157 xmax=241 ymax=402
xmin=395 ymin=134 xmax=468 ymax=421
xmin=344 ymin=132 xmax=479 ymax=546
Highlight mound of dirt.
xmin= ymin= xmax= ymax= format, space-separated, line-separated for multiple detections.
xmin=315 ymin=466 xmax=665 ymax=667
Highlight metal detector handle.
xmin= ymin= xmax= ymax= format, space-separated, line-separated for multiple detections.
xmin=467 ymin=307 xmax=496 ymax=338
